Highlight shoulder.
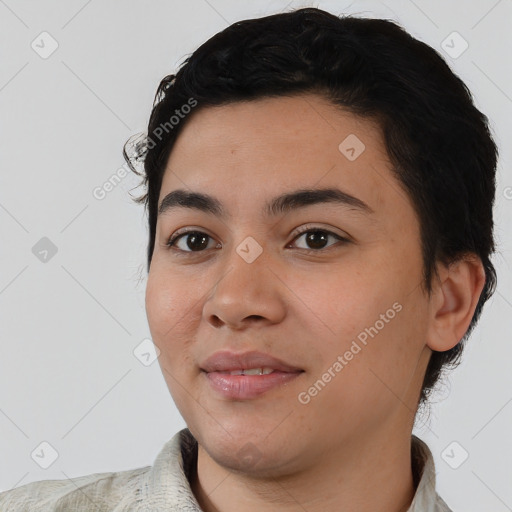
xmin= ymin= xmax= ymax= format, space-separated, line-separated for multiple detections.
xmin=0 ymin=428 xmax=198 ymax=512
xmin=0 ymin=465 xmax=150 ymax=512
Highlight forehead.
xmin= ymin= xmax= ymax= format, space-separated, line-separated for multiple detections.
xmin=159 ymin=94 xmax=412 ymax=222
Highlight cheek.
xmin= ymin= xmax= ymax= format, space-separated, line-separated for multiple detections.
xmin=296 ymin=259 xmax=421 ymax=380
xmin=285 ymin=260 xmax=397 ymax=346
xmin=343 ymin=291 xmax=428 ymax=405
xmin=145 ymin=265 xmax=200 ymax=345
xmin=145 ymin=268 xmax=201 ymax=400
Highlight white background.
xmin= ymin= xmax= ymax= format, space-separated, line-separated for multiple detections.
xmin=1 ymin=1 xmax=511 ymax=510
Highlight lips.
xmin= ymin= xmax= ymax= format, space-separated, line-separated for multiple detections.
xmin=200 ymin=350 xmax=304 ymax=374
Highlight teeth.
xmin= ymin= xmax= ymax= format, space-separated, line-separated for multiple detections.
xmin=223 ymin=367 xmax=275 ymax=375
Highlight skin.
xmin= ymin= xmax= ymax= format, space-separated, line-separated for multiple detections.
xmin=145 ymin=93 xmax=486 ymax=512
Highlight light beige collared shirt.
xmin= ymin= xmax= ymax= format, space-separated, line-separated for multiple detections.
xmin=0 ymin=429 xmax=452 ymax=511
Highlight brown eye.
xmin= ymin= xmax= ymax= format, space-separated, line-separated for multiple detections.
xmin=290 ymin=228 xmax=349 ymax=252
xmin=167 ymin=231 xmax=218 ymax=252
xmin=299 ymin=230 xmax=330 ymax=250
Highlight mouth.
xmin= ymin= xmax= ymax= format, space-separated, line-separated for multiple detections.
xmin=200 ymin=349 xmax=303 ymax=374
xmin=200 ymin=350 xmax=304 ymax=400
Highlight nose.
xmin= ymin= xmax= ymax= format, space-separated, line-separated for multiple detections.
xmin=202 ymin=241 xmax=287 ymax=331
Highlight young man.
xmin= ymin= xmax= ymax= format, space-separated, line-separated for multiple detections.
xmin=0 ymin=6 xmax=497 ymax=511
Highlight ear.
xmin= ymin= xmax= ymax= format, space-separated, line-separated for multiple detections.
xmin=426 ymin=255 xmax=486 ymax=352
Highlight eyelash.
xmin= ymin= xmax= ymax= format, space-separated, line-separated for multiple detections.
xmin=165 ymin=224 xmax=350 ymax=255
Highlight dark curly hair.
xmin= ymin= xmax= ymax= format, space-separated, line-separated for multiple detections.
xmin=123 ymin=7 xmax=498 ymax=407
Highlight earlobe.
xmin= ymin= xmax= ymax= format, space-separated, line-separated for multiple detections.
xmin=426 ymin=256 xmax=486 ymax=352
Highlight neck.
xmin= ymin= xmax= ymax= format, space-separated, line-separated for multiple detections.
xmin=190 ymin=425 xmax=417 ymax=512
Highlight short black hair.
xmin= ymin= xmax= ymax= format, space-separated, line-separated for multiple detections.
xmin=123 ymin=7 xmax=498 ymax=407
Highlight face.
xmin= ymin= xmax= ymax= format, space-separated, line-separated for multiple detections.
xmin=145 ymin=93 xmax=433 ymax=476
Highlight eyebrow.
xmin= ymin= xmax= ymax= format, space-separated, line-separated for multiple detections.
xmin=158 ymin=187 xmax=375 ymax=219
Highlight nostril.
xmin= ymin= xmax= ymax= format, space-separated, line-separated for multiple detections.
xmin=210 ymin=315 xmax=223 ymax=328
